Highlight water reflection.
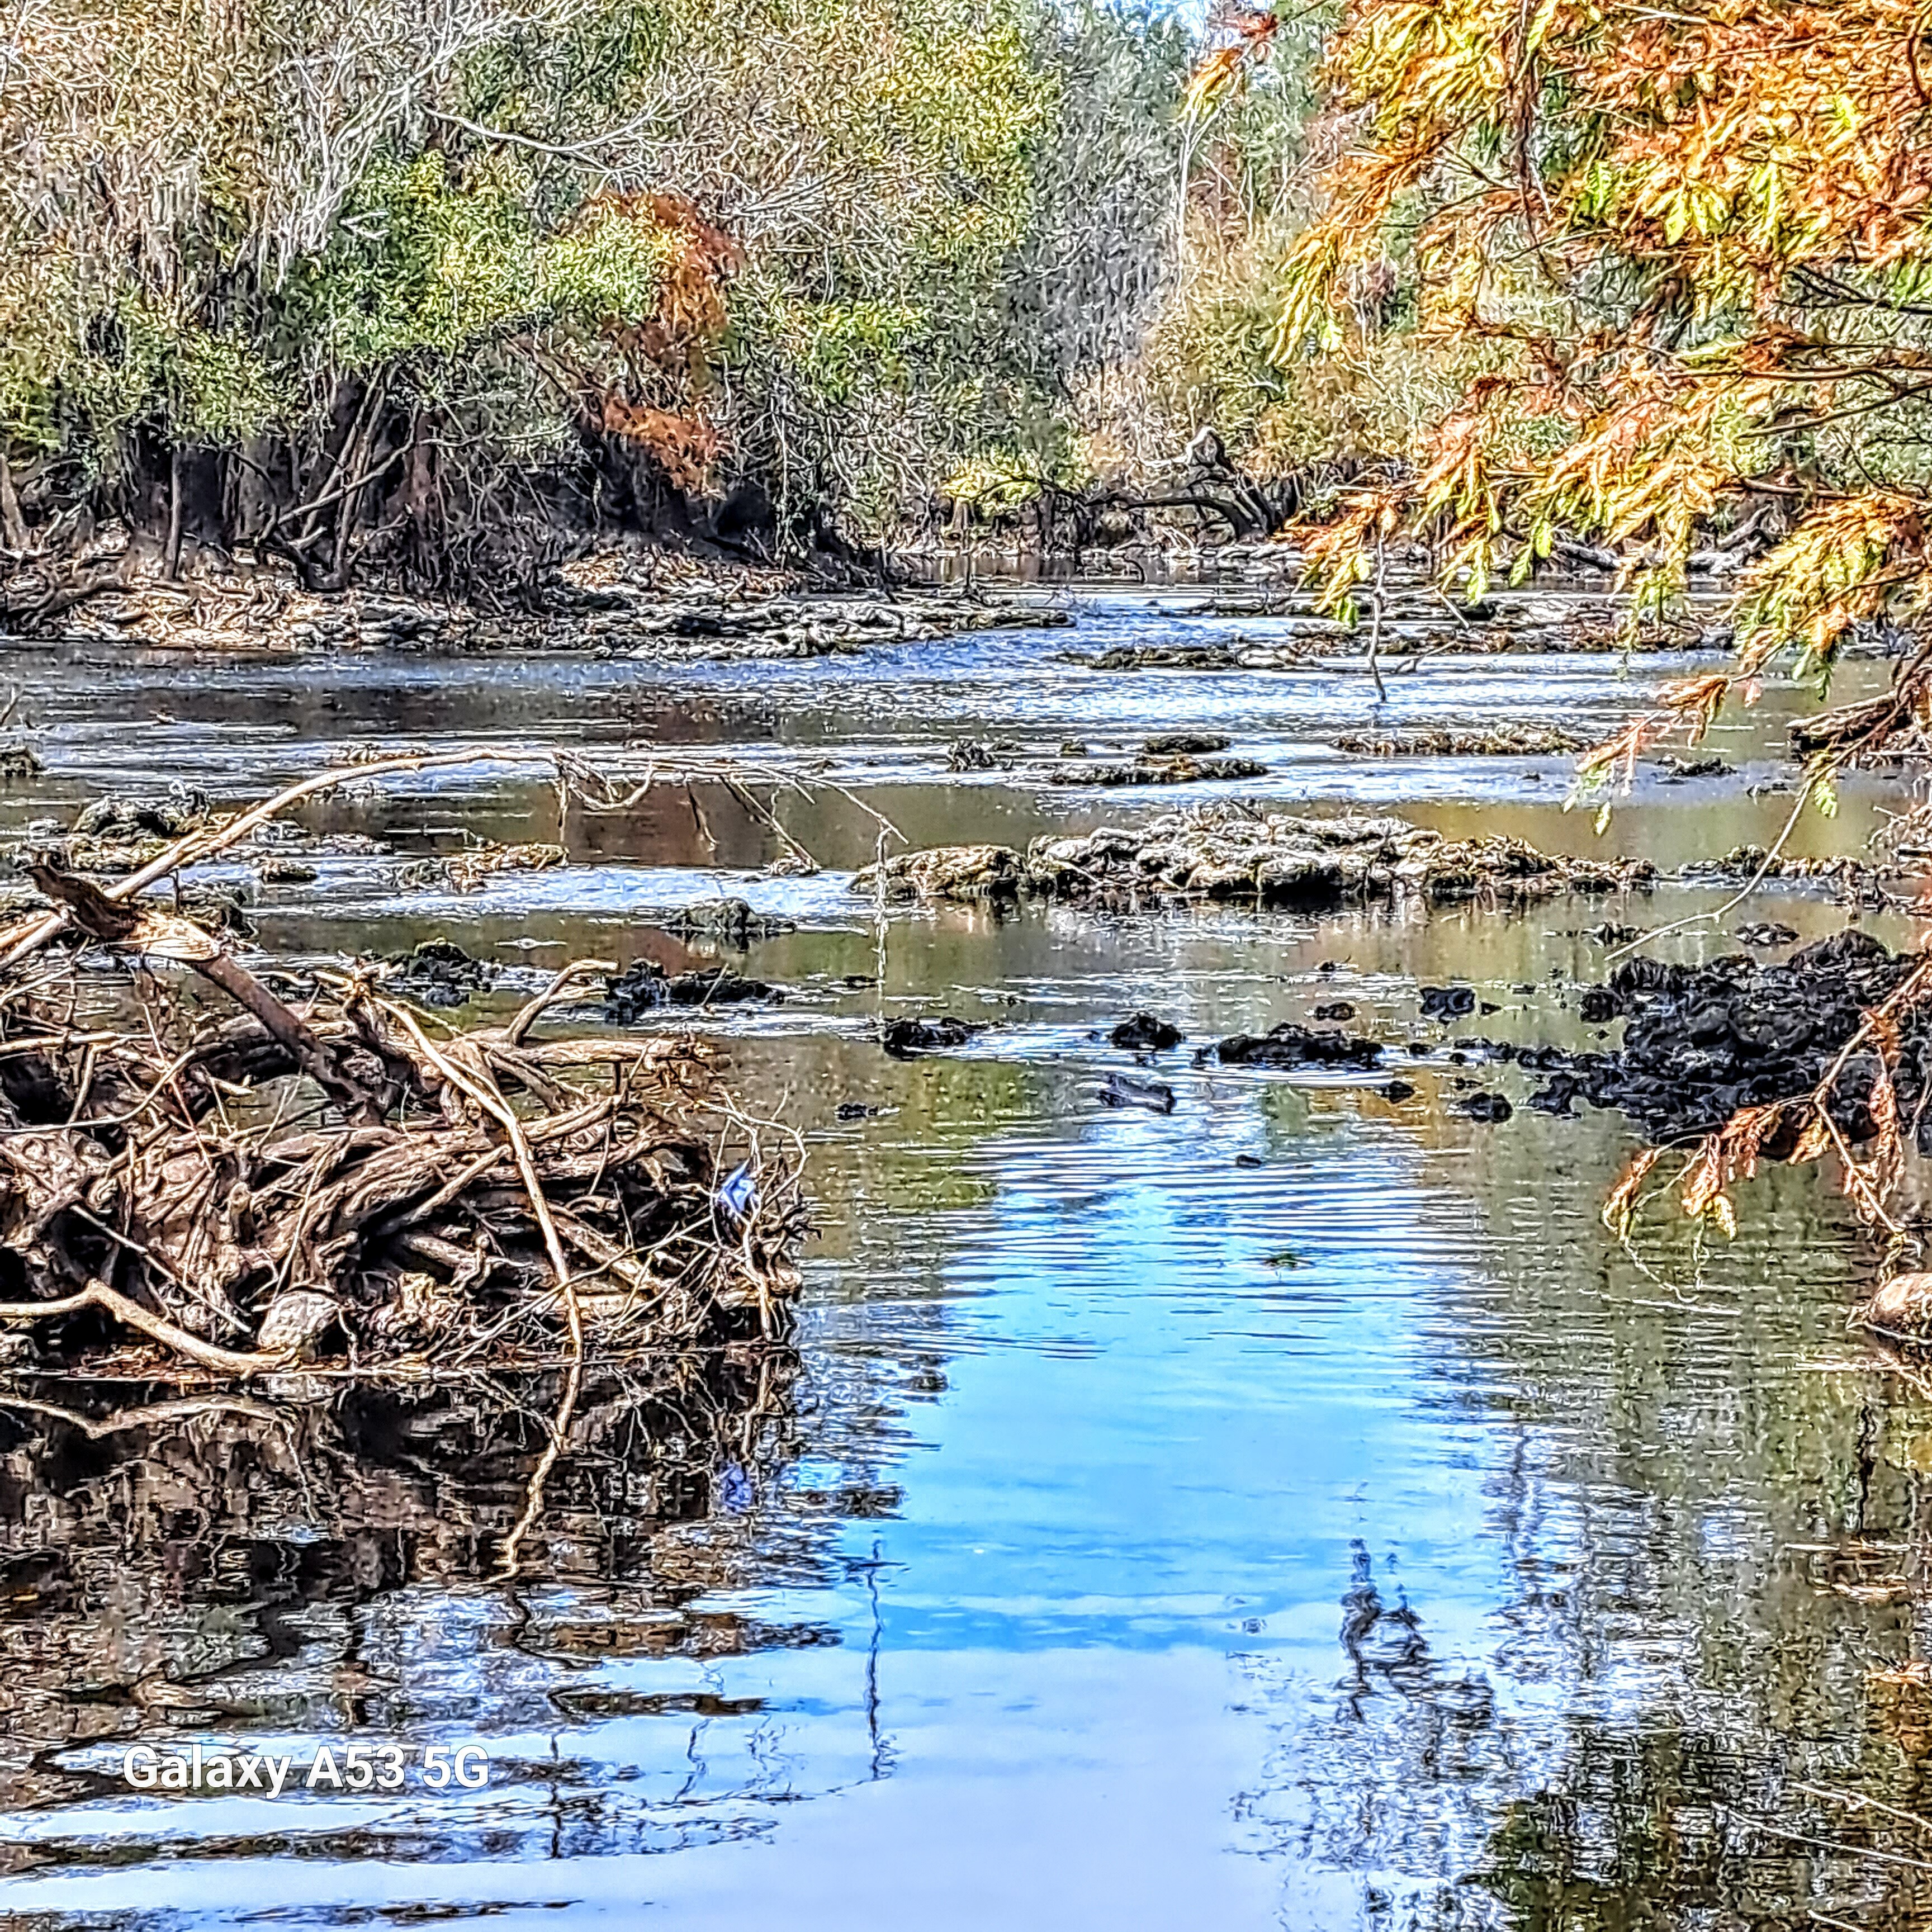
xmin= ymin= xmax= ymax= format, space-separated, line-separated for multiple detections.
xmin=0 ymin=603 xmax=1929 ymax=1926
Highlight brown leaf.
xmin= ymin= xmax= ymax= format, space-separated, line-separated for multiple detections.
xmin=1602 ymin=1145 xmax=1662 ymax=1233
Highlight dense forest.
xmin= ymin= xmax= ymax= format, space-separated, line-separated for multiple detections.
xmin=0 ymin=0 xmax=1286 ymax=597
xmin=8 ymin=0 xmax=1932 ymax=698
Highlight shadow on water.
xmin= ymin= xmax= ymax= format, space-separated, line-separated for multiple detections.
xmin=5 ymin=598 xmax=1932 ymax=1925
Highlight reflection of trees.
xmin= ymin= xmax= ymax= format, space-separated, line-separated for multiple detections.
xmin=1233 ymin=1091 xmax=1932 ymax=1926
xmin=1235 ymin=1546 xmax=1515 ymax=1928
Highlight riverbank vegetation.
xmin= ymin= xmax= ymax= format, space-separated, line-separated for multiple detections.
xmin=10 ymin=0 xmax=1932 ymax=631
xmin=0 ymin=0 xmax=1196 ymax=603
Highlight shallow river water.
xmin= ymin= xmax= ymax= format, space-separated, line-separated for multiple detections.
xmin=4 ymin=593 xmax=1932 ymax=1929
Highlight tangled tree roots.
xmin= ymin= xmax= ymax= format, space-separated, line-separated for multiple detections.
xmin=0 ymin=891 xmax=803 ymax=1385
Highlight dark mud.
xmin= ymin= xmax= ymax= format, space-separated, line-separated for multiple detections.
xmin=1215 ymin=1022 xmax=1386 ymax=1069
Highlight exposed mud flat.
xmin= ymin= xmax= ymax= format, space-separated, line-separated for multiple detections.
xmin=860 ymin=807 xmax=1655 ymax=913
xmin=17 ymin=548 xmax=1067 ymax=664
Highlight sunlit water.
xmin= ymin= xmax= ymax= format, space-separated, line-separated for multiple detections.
xmin=3 ymin=594 xmax=1931 ymax=1929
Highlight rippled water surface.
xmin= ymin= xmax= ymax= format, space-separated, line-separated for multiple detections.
xmin=4 ymin=594 xmax=1932 ymax=1929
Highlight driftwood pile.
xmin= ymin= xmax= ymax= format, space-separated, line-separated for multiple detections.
xmin=0 ymin=780 xmax=804 ymax=1390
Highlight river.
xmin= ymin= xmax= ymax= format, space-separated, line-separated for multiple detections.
xmin=2 ymin=591 xmax=1929 ymax=1929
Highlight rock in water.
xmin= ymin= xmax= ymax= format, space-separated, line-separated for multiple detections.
xmin=387 ymin=937 xmax=498 ymax=1007
xmin=1143 ymin=733 xmax=1232 ymax=755
xmin=654 ymin=897 xmax=795 ymax=941
xmin=1044 ymin=756 xmax=1268 ymax=787
xmin=855 ymin=811 xmax=1652 ymax=917
xmin=73 ymin=789 xmax=211 ymax=839
xmin=856 ymin=845 xmax=1026 ymax=903
xmin=606 ymin=962 xmax=778 ymax=1022
xmin=1458 ymin=1091 xmax=1514 ymax=1123
xmin=1022 ymin=807 xmax=1653 ymax=911
xmin=881 ymin=1016 xmax=984 ymax=1058
xmin=1110 ymin=1012 xmax=1183 ymax=1050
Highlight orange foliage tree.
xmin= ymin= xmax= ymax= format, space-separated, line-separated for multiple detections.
xmin=1278 ymin=0 xmax=1932 ymax=773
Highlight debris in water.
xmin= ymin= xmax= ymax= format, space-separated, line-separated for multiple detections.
xmin=73 ymin=789 xmax=211 ymax=840
xmin=1044 ymin=755 xmax=1268 ymax=787
xmin=1332 ymin=725 xmax=1585 ymax=756
xmin=1680 ymin=844 xmax=1884 ymax=898
xmin=1653 ymin=754 xmax=1734 ymax=781
xmin=716 ymin=1161 xmax=757 ymax=1225
xmin=0 ymin=875 xmax=802 ymax=1384
xmin=857 ymin=845 xmax=1027 ymax=903
xmin=1097 ymin=1072 xmax=1176 ymax=1113
xmin=947 ymin=737 xmax=1020 ymax=771
xmin=397 ymin=841 xmax=565 ymax=893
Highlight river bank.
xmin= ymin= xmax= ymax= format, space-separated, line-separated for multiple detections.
xmin=2 ymin=533 xmax=1806 ymax=666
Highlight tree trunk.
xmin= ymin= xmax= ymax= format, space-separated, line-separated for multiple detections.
xmin=164 ymin=447 xmax=184 ymax=581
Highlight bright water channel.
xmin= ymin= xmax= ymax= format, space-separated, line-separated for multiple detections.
xmin=3 ymin=591 xmax=1932 ymax=1929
